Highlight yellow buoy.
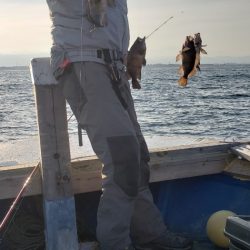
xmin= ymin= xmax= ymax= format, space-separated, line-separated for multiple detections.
xmin=206 ymin=210 xmax=236 ymax=248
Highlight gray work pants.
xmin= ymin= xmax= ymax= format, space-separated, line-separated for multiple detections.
xmin=60 ymin=62 xmax=166 ymax=250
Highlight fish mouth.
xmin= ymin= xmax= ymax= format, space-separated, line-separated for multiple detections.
xmin=138 ymin=36 xmax=146 ymax=42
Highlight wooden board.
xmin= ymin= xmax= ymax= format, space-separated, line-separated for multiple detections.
xmin=231 ymin=144 xmax=250 ymax=162
xmin=30 ymin=58 xmax=58 ymax=85
xmin=31 ymin=56 xmax=78 ymax=250
xmin=0 ymin=141 xmax=240 ymax=200
xmin=224 ymin=158 xmax=250 ymax=179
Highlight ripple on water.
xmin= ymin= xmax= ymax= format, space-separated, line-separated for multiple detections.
xmin=0 ymin=64 xmax=250 ymax=142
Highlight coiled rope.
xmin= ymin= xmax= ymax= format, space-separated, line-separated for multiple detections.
xmin=3 ymin=212 xmax=44 ymax=250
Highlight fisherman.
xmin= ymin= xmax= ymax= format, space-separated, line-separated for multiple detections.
xmin=46 ymin=0 xmax=193 ymax=249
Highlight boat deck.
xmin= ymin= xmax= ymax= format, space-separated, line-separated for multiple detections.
xmin=193 ymin=241 xmax=224 ymax=250
xmin=78 ymin=241 xmax=224 ymax=249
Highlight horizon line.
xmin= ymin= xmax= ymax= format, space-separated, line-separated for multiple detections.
xmin=1 ymin=62 xmax=250 ymax=68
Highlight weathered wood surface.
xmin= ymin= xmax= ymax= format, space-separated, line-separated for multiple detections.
xmin=30 ymin=58 xmax=57 ymax=85
xmin=231 ymin=144 xmax=250 ymax=162
xmin=35 ymin=84 xmax=75 ymax=199
xmin=224 ymin=158 xmax=250 ymax=179
xmin=0 ymin=141 xmax=240 ymax=200
xmin=33 ymin=63 xmax=78 ymax=249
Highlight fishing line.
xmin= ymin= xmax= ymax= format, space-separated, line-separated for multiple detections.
xmin=80 ymin=0 xmax=84 ymax=85
xmin=67 ymin=113 xmax=75 ymax=122
xmin=77 ymin=0 xmax=85 ymax=147
xmin=0 ymin=195 xmax=25 ymax=245
xmin=145 ymin=16 xmax=174 ymax=40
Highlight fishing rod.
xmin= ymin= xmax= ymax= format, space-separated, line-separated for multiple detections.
xmin=0 ymin=163 xmax=40 ymax=233
xmin=145 ymin=16 xmax=174 ymax=40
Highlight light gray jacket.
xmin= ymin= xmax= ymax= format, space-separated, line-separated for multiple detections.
xmin=46 ymin=0 xmax=130 ymax=72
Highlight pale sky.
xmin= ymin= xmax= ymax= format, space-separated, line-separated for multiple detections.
xmin=0 ymin=0 xmax=250 ymax=65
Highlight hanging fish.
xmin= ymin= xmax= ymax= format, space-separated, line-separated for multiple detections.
xmin=86 ymin=0 xmax=108 ymax=27
xmin=176 ymin=36 xmax=196 ymax=87
xmin=127 ymin=37 xmax=147 ymax=89
xmin=194 ymin=32 xmax=207 ymax=71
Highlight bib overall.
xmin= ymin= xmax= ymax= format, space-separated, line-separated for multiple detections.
xmin=46 ymin=1 xmax=167 ymax=249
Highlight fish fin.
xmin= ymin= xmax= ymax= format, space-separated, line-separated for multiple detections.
xmin=178 ymin=66 xmax=184 ymax=75
xmin=178 ymin=77 xmax=188 ymax=87
xmin=188 ymin=68 xmax=197 ymax=77
xmin=132 ymin=79 xmax=141 ymax=89
xmin=143 ymin=58 xmax=146 ymax=66
xmin=176 ymin=54 xmax=182 ymax=62
xmin=201 ymin=48 xmax=207 ymax=54
xmin=182 ymin=47 xmax=190 ymax=52
xmin=194 ymin=54 xmax=201 ymax=70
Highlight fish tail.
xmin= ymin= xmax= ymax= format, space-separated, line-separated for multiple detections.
xmin=178 ymin=77 xmax=188 ymax=87
xmin=132 ymin=79 xmax=141 ymax=89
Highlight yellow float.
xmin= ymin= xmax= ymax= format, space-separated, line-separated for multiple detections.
xmin=206 ymin=210 xmax=236 ymax=248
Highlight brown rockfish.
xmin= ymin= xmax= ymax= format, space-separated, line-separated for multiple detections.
xmin=176 ymin=36 xmax=196 ymax=87
xmin=127 ymin=37 xmax=147 ymax=89
xmin=194 ymin=32 xmax=207 ymax=71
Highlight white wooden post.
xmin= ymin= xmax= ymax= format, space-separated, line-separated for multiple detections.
xmin=30 ymin=58 xmax=78 ymax=250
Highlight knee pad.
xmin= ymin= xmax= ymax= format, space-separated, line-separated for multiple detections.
xmin=107 ymin=135 xmax=140 ymax=197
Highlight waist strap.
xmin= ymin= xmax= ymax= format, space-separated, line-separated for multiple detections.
xmin=76 ymin=49 xmax=122 ymax=62
xmin=97 ymin=49 xmax=123 ymax=63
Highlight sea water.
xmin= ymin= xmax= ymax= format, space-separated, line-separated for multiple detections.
xmin=0 ymin=64 xmax=249 ymax=144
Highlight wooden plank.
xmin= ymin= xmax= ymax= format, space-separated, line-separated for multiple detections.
xmin=224 ymin=158 xmax=250 ymax=179
xmin=149 ymin=143 xmax=235 ymax=182
xmin=231 ymin=144 xmax=250 ymax=161
xmin=0 ymin=142 xmax=240 ymax=200
xmin=0 ymin=164 xmax=42 ymax=200
xmin=33 ymin=63 xmax=78 ymax=249
xmin=35 ymin=84 xmax=74 ymax=199
xmin=30 ymin=58 xmax=58 ymax=85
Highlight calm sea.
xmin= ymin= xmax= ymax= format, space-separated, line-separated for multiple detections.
xmin=0 ymin=64 xmax=249 ymax=143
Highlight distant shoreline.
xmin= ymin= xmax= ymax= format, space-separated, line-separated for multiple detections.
xmin=0 ymin=66 xmax=28 ymax=70
xmin=1 ymin=63 xmax=250 ymax=69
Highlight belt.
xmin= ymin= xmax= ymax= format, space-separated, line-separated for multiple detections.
xmin=97 ymin=49 xmax=123 ymax=63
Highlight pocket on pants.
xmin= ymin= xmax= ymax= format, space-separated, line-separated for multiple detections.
xmin=50 ymin=46 xmax=71 ymax=80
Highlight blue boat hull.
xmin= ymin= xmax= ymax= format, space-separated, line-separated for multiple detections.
xmin=74 ymin=173 xmax=250 ymax=244
xmin=151 ymin=173 xmax=250 ymax=241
